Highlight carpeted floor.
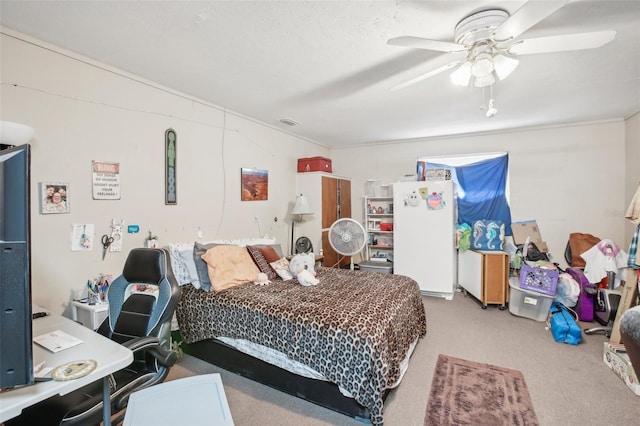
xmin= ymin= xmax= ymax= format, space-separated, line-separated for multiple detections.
xmin=166 ymin=291 xmax=639 ymax=425
xmin=424 ymin=354 xmax=538 ymax=426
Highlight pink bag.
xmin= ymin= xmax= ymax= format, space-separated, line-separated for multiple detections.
xmin=567 ymin=267 xmax=595 ymax=322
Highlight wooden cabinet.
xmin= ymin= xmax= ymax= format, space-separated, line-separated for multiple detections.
xmin=363 ymin=196 xmax=394 ymax=261
xmin=458 ymin=249 xmax=509 ymax=309
xmin=296 ymin=173 xmax=351 ymax=268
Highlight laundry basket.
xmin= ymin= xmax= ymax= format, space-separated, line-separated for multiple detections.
xmin=519 ymin=263 xmax=559 ymax=296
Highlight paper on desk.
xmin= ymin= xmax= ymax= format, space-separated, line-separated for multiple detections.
xmin=34 ymin=330 xmax=83 ymax=353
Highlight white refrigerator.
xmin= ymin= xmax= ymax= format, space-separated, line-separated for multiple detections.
xmin=392 ymin=180 xmax=457 ymax=299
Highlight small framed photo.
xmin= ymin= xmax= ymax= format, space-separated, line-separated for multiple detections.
xmin=241 ymin=168 xmax=268 ymax=201
xmin=40 ymin=182 xmax=70 ymax=214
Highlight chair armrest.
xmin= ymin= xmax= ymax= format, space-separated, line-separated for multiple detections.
xmin=123 ymin=336 xmax=178 ymax=368
xmin=122 ymin=335 xmax=160 ymax=351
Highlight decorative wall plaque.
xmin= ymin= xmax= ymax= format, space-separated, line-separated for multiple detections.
xmin=165 ymin=128 xmax=177 ymax=205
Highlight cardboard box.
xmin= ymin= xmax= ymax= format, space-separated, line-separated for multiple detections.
xmin=603 ymin=342 xmax=640 ymax=396
xmin=424 ymin=169 xmax=451 ymax=181
xmin=610 ymin=269 xmax=639 ymax=343
xmin=297 ymin=157 xmax=332 ymax=173
xmin=511 ymin=220 xmax=548 ymax=253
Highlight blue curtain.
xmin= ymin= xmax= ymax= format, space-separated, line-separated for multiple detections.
xmin=426 ymin=154 xmax=512 ymax=235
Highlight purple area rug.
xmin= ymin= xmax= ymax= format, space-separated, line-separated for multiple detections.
xmin=425 ymin=354 xmax=539 ymax=426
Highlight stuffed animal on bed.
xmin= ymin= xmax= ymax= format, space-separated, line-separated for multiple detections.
xmin=254 ymin=272 xmax=271 ymax=286
xmin=296 ymin=268 xmax=319 ymax=286
xmin=289 ymin=252 xmax=318 ymax=286
xmin=289 ymin=252 xmax=316 ymax=275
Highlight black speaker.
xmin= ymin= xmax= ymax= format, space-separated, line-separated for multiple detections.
xmin=0 ymin=242 xmax=34 ymax=388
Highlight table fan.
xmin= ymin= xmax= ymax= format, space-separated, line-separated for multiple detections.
xmin=295 ymin=236 xmax=313 ymax=254
xmin=328 ymin=218 xmax=366 ymax=270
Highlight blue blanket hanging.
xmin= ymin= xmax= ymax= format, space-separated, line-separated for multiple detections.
xmin=427 ymin=154 xmax=512 ymax=236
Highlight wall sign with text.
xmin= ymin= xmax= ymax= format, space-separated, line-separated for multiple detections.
xmin=165 ymin=128 xmax=177 ymax=205
xmin=92 ymin=161 xmax=120 ymax=200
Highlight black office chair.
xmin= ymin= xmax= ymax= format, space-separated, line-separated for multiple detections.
xmin=7 ymin=248 xmax=181 ymax=426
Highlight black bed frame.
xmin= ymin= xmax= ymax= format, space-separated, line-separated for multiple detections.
xmin=189 ymin=338 xmax=390 ymax=423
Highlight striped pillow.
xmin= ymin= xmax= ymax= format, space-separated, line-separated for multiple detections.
xmin=247 ymin=245 xmax=278 ymax=280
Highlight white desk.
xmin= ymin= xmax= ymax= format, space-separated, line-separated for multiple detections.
xmin=0 ymin=305 xmax=133 ymax=425
xmin=123 ymin=374 xmax=234 ymax=426
xmin=71 ymin=300 xmax=109 ymax=330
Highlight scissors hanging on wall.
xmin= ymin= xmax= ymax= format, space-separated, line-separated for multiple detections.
xmin=101 ymin=234 xmax=114 ymax=260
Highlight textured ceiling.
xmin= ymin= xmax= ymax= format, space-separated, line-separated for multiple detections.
xmin=1 ymin=0 xmax=639 ymax=147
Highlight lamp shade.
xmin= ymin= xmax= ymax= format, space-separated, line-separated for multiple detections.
xmin=493 ymin=54 xmax=519 ymax=81
xmin=474 ymin=73 xmax=495 ymax=88
xmin=450 ymin=62 xmax=472 ymax=86
xmin=471 ymin=53 xmax=494 ymax=77
xmin=291 ymin=194 xmax=313 ymax=215
xmin=0 ymin=121 xmax=35 ymax=146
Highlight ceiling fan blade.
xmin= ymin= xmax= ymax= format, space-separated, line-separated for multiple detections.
xmin=387 ymin=36 xmax=466 ymax=53
xmin=509 ymin=30 xmax=616 ymax=55
xmin=493 ymin=0 xmax=570 ymax=41
xmin=391 ymin=60 xmax=464 ymax=91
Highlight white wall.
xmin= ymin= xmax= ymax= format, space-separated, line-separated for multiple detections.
xmin=331 ymin=121 xmax=629 ymax=266
xmin=1 ymin=31 xmax=328 ymax=315
xmin=2 ymin=29 xmax=637 ymax=316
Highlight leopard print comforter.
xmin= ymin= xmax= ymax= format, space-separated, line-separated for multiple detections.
xmin=176 ymin=267 xmax=427 ymax=425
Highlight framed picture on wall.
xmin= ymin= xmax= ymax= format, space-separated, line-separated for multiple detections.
xmin=241 ymin=168 xmax=268 ymax=201
xmin=40 ymin=182 xmax=70 ymax=214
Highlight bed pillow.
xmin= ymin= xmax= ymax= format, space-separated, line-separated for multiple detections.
xmin=193 ymin=242 xmax=225 ymax=292
xmin=470 ymin=220 xmax=505 ymax=251
xmin=254 ymin=245 xmax=282 ymax=264
xmin=176 ymin=245 xmax=201 ymax=289
xmin=201 ymin=245 xmax=260 ymax=292
xmin=270 ymin=257 xmax=294 ymax=281
xmin=247 ymin=245 xmax=278 ymax=281
xmin=167 ymin=243 xmax=192 ymax=286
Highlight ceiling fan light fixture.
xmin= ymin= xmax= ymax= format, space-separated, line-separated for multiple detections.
xmin=471 ymin=52 xmax=495 ymax=77
xmin=450 ymin=62 xmax=472 ymax=86
xmin=493 ymin=54 xmax=519 ymax=80
xmin=474 ymin=73 xmax=495 ymax=88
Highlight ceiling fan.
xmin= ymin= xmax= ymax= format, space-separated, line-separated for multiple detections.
xmin=388 ymin=1 xmax=616 ymax=91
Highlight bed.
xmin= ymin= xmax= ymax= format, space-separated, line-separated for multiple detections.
xmin=170 ymin=242 xmax=427 ymax=425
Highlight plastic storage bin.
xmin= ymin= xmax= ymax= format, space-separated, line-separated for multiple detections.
xmin=380 ymin=222 xmax=393 ymax=232
xmin=359 ymin=261 xmax=393 ymax=274
xmin=375 ymin=236 xmax=393 ymax=247
xmin=509 ymin=278 xmax=554 ymax=321
xmin=519 ymin=263 xmax=559 ymax=296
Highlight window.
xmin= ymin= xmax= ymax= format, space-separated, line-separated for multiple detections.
xmin=417 ymin=152 xmax=512 ymax=235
